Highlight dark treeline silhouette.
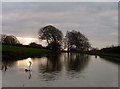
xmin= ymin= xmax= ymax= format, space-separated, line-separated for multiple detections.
xmin=1 ymin=34 xmax=20 ymax=44
xmin=64 ymin=30 xmax=91 ymax=52
xmin=39 ymin=25 xmax=63 ymax=45
xmin=90 ymin=46 xmax=120 ymax=54
xmin=39 ymin=25 xmax=63 ymax=51
xmin=29 ymin=42 xmax=43 ymax=48
xmin=3 ymin=25 xmax=119 ymax=54
xmin=2 ymin=43 xmax=45 ymax=49
xmin=88 ymin=46 xmax=120 ymax=61
xmin=39 ymin=25 xmax=91 ymax=52
xmin=100 ymin=46 xmax=120 ymax=53
xmin=1 ymin=25 xmax=91 ymax=52
xmin=1 ymin=34 xmax=45 ymax=49
xmin=47 ymin=41 xmax=61 ymax=52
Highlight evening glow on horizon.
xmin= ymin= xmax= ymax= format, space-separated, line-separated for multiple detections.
xmin=17 ymin=37 xmax=48 ymax=46
xmin=17 ymin=37 xmax=35 ymax=45
xmin=24 ymin=38 xmax=34 ymax=45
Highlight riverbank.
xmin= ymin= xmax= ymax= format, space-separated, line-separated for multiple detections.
xmin=2 ymin=44 xmax=120 ymax=62
xmin=62 ymin=50 xmax=120 ymax=62
xmin=85 ymin=51 xmax=120 ymax=62
xmin=2 ymin=45 xmax=52 ymax=60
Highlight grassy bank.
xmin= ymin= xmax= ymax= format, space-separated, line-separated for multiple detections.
xmin=2 ymin=44 xmax=120 ymax=62
xmin=62 ymin=50 xmax=120 ymax=58
xmin=85 ymin=51 xmax=120 ymax=62
xmin=87 ymin=52 xmax=120 ymax=58
xmin=2 ymin=45 xmax=52 ymax=60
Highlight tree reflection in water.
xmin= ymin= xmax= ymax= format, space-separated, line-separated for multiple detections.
xmin=38 ymin=53 xmax=90 ymax=81
xmin=2 ymin=53 xmax=90 ymax=81
xmin=64 ymin=53 xmax=90 ymax=79
xmin=38 ymin=54 xmax=62 ymax=81
xmin=2 ymin=59 xmax=16 ymax=71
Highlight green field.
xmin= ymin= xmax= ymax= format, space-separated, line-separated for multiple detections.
xmin=2 ymin=45 xmax=52 ymax=60
xmin=2 ymin=44 xmax=120 ymax=62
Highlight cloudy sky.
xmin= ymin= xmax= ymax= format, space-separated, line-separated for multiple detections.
xmin=2 ymin=2 xmax=118 ymax=48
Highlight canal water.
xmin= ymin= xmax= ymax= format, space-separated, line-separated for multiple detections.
xmin=2 ymin=53 xmax=118 ymax=87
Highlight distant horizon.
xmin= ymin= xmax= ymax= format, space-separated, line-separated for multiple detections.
xmin=2 ymin=2 xmax=118 ymax=48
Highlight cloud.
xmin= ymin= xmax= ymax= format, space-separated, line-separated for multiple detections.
xmin=2 ymin=2 xmax=118 ymax=48
xmin=17 ymin=37 xmax=47 ymax=46
xmin=2 ymin=0 xmax=119 ymax=2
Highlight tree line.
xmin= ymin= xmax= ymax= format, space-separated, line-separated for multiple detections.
xmin=39 ymin=25 xmax=91 ymax=51
xmin=1 ymin=25 xmax=91 ymax=52
xmin=0 ymin=35 xmax=44 ymax=49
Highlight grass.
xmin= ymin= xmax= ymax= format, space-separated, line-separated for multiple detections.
xmin=2 ymin=44 xmax=52 ymax=60
xmin=2 ymin=44 xmax=120 ymax=62
xmin=85 ymin=51 xmax=120 ymax=62
xmin=88 ymin=52 xmax=120 ymax=58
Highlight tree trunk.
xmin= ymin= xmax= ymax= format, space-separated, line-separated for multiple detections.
xmin=47 ymin=39 xmax=49 ymax=45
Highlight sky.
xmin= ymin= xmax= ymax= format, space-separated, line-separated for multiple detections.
xmin=1 ymin=0 xmax=120 ymax=2
xmin=2 ymin=2 xmax=118 ymax=48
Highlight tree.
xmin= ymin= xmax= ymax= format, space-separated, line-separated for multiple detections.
xmin=1 ymin=34 xmax=20 ymax=44
xmin=39 ymin=25 xmax=63 ymax=45
xmin=0 ymin=34 xmax=6 ymax=44
xmin=47 ymin=41 xmax=61 ymax=51
xmin=29 ymin=42 xmax=43 ymax=48
xmin=64 ymin=30 xmax=91 ymax=51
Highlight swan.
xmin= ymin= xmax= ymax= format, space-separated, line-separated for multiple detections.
xmin=25 ymin=61 xmax=32 ymax=72
xmin=25 ymin=67 xmax=31 ymax=71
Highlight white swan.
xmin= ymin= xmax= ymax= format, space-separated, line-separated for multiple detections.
xmin=25 ymin=61 xmax=32 ymax=71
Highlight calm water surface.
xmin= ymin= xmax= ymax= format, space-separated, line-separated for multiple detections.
xmin=2 ymin=53 xmax=118 ymax=87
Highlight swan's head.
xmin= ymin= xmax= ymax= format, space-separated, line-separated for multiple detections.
xmin=26 ymin=58 xmax=32 ymax=66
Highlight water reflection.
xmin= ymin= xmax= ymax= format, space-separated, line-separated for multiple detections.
xmin=2 ymin=53 xmax=91 ymax=81
xmin=38 ymin=53 xmax=90 ymax=81
xmin=65 ymin=53 xmax=89 ymax=71
xmin=95 ymin=55 xmax=98 ymax=59
xmin=1 ymin=59 xmax=16 ymax=71
xmin=2 ymin=53 xmax=118 ymax=87
xmin=64 ymin=53 xmax=90 ymax=78
xmin=26 ymin=71 xmax=32 ymax=79
xmin=1 ymin=63 xmax=7 ymax=71
xmin=38 ymin=54 xmax=62 ymax=81
xmin=99 ymin=56 xmax=120 ymax=64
